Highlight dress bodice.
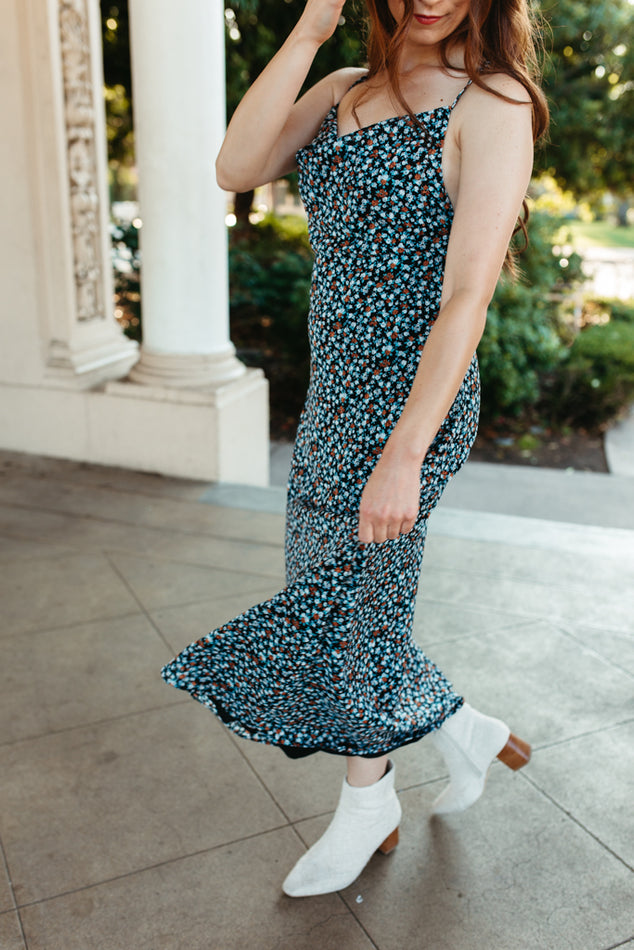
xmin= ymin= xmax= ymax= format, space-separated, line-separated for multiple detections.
xmin=296 ymin=77 xmax=469 ymax=271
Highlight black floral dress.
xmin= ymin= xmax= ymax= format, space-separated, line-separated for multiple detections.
xmin=161 ymin=76 xmax=479 ymax=758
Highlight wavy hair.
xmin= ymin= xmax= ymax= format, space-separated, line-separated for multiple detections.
xmin=356 ymin=0 xmax=550 ymax=272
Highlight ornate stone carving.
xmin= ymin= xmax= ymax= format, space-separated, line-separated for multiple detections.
xmin=58 ymin=0 xmax=105 ymax=321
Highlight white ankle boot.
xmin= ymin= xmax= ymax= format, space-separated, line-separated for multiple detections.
xmin=282 ymin=760 xmax=401 ymax=897
xmin=430 ymin=703 xmax=531 ymax=814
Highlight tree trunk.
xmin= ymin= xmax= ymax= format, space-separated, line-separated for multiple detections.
xmin=616 ymin=199 xmax=630 ymax=228
xmin=234 ymin=189 xmax=255 ymax=229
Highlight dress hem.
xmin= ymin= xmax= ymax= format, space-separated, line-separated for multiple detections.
xmin=185 ymin=685 xmax=464 ymax=759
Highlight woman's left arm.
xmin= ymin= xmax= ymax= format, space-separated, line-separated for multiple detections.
xmin=357 ymin=77 xmax=534 ymax=544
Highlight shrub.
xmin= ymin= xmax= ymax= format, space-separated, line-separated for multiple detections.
xmin=543 ymin=299 xmax=634 ymax=428
xmin=228 ymin=217 xmax=313 ymax=437
xmin=477 ymin=210 xmax=584 ymax=422
xmin=478 ymin=278 xmax=565 ymax=420
xmin=110 ymin=216 xmax=142 ymax=342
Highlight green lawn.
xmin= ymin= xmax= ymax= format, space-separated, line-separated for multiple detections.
xmin=568 ymin=219 xmax=634 ymax=249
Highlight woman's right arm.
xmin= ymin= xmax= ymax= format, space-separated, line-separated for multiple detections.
xmin=216 ymin=0 xmax=355 ymax=192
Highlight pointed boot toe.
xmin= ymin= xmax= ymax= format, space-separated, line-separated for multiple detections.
xmin=282 ymin=760 xmax=401 ymax=897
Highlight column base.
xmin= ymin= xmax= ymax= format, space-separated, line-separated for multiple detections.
xmin=128 ymin=346 xmax=246 ymax=388
xmin=0 ymin=368 xmax=269 ymax=485
xmin=46 ymin=336 xmax=139 ymax=390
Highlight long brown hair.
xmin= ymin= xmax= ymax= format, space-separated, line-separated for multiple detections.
xmin=357 ymin=0 xmax=550 ymax=273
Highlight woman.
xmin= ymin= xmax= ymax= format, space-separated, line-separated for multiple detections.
xmin=162 ymin=0 xmax=548 ymax=898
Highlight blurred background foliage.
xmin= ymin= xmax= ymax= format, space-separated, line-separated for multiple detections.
xmin=538 ymin=0 xmax=634 ymax=216
xmin=101 ymin=0 xmax=634 ymax=444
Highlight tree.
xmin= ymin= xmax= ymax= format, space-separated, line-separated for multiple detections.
xmin=536 ymin=0 xmax=634 ymax=212
xmin=101 ymin=2 xmax=134 ymax=199
xmin=225 ymin=0 xmax=365 ymax=224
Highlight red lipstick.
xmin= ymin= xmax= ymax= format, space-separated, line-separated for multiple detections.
xmin=414 ymin=14 xmax=444 ymax=24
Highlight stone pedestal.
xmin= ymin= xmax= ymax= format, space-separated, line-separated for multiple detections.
xmin=0 ymin=0 xmax=269 ymax=486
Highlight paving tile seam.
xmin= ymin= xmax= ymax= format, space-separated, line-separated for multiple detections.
xmin=104 ymin=552 xmax=187 ymax=655
xmin=601 ymin=936 xmax=634 ymax=950
xmin=334 ymin=896 xmax=382 ymax=950
xmin=179 ymin=585 xmax=282 ymax=611
xmin=419 ymin=595 xmax=633 ymax=635
xmin=519 ymin=771 xmax=634 ymax=873
xmin=416 ymin=598 xmax=538 ymax=626
xmin=103 ymin=551 xmax=285 ymax=585
xmin=280 ymin=908 xmax=378 ymax=950
xmin=423 ymin=617 xmax=538 ymax=649
xmin=555 ymin=617 xmax=634 ymax=639
xmin=0 ymin=608 xmax=144 ymax=643
xmin=0 ymin=699 xmax=190 ymax=751
xmin=226 ymin=732 xmax=294 ymax=825
xmin=545 ymin=617 xmax=634 ymax=637
xmin=0 ymin=529 xmax=284 ymax=584
xmin=524 ymin=716 xmax=634 ymax=755
xmin=0 ymin=500 xmax=286 ymax=551
xmin=0 ymin=837 xmax=27 ymax=948
xmin=125 ymin=587 xmax=280 ymax=617
xmin=0 ymin=837 xmax=18 ymax=913
xmin=11 ymin=822 xmax=294 ymax=912
xmin=553 ymin=625 xmax=634 ymax=682
xmin=394 ymin=775 xmax=448 ymax=794
xmin=393 ymin=756 xmax=561 ymax=797
xmin=0 ymin=911 xmax=27 ymax=950
xmin=0 ymin=471 xmax=215 ymax=505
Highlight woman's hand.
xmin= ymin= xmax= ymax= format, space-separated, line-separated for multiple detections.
xmin=295 ymin=0 xmax=347 ymax=47
xmin=358 ymin=444 xmax=422 ymax=544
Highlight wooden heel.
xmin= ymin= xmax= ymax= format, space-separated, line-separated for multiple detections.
xmin=377 ymin=827 xmax=399 ymax=855
xmin=497 ymin=733 xmax=531 ymax=771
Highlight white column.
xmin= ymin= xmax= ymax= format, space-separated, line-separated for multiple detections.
xmin=127 ymin=0 xmax=245 ymax=387
xmin=0 ymin=0 xmax=139 ymax=391
xmin=0 ymin=0 xmax=268 ymax=484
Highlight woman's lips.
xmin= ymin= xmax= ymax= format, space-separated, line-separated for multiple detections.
xmin=414 ymin=13 xmax=444 ymax=24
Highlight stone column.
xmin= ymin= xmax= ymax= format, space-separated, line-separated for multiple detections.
xmin=127 ymin=0 xmax=245 ymax=388
xmin=100 ymin=0 xmax=268 ymax=483
xmin=0 ymin=0 xmax=268 ymax=484
xmin=2 ymin=0 xmax=139 ymax=391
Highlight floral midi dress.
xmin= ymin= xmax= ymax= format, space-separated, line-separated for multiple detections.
xmin=161 ymin=75 xmax=479 ymax=758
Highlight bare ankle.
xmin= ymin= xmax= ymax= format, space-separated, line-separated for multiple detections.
xmin=346 ymin=754 xmax=389 ymax=787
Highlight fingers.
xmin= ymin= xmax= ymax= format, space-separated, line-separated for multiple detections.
xmin=386 ymin=522 xmax=401 ymax=541
xmin=400 ymin=516 xmax=417 ymax=536
xmin=358 ymin=515 xmax=417 ymax=544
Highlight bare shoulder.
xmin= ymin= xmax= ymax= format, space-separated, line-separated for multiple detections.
xmin=467 ymin=72 xmax=532 ymax=109
xmin=458 ymin=72 xmax=533 ymax=145
xmin=326 ymin=66 xmax=370 ymax=105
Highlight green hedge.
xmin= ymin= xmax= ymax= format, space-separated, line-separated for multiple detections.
xmin=229 ymin=216 xmax=313 ymax=438
xmin=542 ymin=300 xmax=634 ymax=428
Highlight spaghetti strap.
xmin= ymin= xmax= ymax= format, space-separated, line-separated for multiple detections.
xmin=336 ymin=71 xmax=370 ymax=104
xmin=449 ymin=79 xmax=472 ymax=110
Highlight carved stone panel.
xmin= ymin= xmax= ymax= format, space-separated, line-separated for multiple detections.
xmin=58 ymin=0 xmax=105 ymax=322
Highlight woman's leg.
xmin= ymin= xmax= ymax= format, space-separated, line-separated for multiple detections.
xmin=346 ymin=754 xmax=389 ymax=787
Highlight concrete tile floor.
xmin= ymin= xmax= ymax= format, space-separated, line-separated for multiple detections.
xmin=0 ymin=450 xmax=632 ymax=950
